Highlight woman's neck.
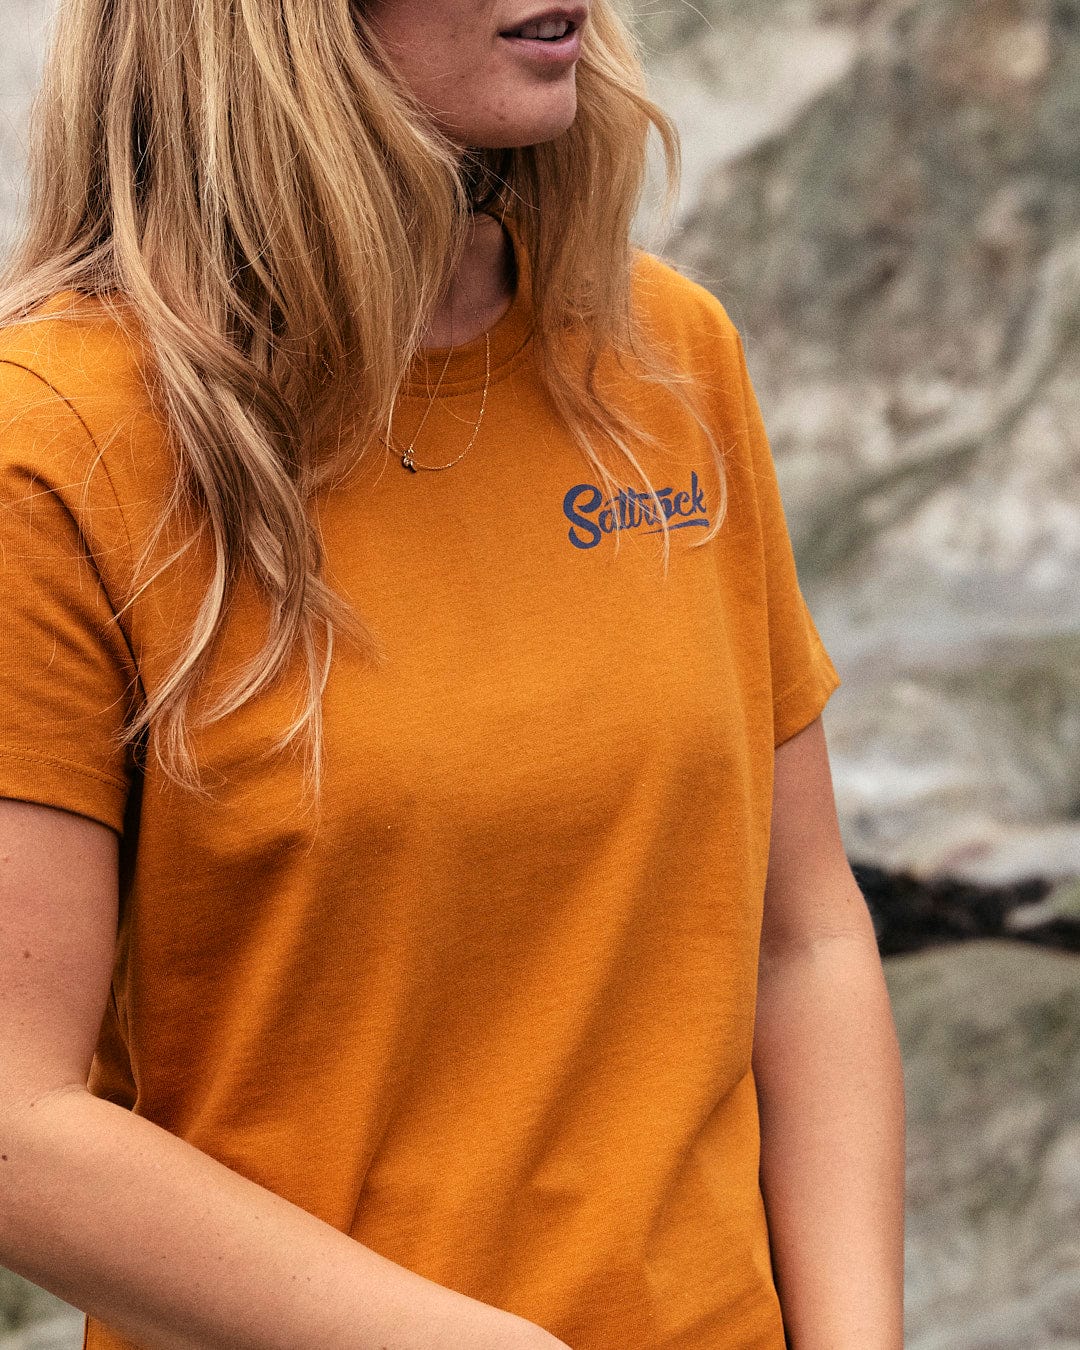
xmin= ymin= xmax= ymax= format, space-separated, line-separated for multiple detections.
xmin=420 ymin=212 xmax=517 ymax=349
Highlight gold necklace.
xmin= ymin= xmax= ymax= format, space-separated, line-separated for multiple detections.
xmin=397 ymin=328 xmax=491 ymax=473
xmin=391 ymin=274 xmax=496 ymax=475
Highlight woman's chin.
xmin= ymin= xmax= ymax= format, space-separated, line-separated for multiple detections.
xmin=447 ymin=94 xmax=579 ymax=151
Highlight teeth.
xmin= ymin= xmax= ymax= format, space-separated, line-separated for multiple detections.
xmin=517 ymin=18 xmax=571 ymax=39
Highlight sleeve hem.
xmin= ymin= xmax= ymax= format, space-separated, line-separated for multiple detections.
xmin=773 ymin=662 xmax=842 ymax=749
xmin=0 ymin=749 xmax=129 ymax=834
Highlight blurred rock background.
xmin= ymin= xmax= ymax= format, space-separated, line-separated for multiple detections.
xmin=2 ymin=0 xmax=1078 ymax=1346
xmin=640 ymin=0 xmax=1080 ymax=897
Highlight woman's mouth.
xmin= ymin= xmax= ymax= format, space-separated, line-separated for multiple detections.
xmin=511 ymin=18 xmax=573 ymax=40
xmin=499 ymin=13 xmax=583 ymax=63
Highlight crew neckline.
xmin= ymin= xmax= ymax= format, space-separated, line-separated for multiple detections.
xmin=400 ymin=213 xmax=535 ymax=399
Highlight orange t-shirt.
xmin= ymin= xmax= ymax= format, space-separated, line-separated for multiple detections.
xmin=0 ymin=223 xmax=840 ymax=1349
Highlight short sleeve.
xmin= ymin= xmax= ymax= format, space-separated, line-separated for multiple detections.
xmin=734 ymin=335 xmax=842 ymax=747
xmin=0 ymin=358 xmax=138 ymax=831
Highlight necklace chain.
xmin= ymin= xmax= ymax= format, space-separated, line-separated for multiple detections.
xmin=397 ymin=327 xmax=491 ymax=473
xmin=389 ymin=273 xmax=493 ymax=474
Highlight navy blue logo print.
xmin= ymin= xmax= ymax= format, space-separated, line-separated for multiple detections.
xmin=562 ymin=472 xmax=710 ymax=550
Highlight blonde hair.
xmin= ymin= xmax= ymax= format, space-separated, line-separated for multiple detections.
xmin=0 ymin=0 xmax=727 ymax=790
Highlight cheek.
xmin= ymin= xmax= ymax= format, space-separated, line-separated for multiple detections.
xmin=386 ymin=11 xmax=492 ymax=102
xmin=366 ymin=2 xmax=549 ymax=145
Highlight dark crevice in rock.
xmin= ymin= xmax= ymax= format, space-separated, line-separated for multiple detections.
xmin=851 ymin=860 xmax=1080 ymax=954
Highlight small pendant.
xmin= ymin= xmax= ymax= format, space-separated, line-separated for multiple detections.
xmin=402 ymin=451 xmax=418 ymax=472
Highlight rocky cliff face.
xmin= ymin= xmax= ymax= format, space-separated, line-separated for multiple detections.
xmin=640 ymin=0 xmax=1080 ymax=891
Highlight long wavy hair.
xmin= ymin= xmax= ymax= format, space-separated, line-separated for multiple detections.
xmin=0 ymin=0 xmax=727 ymax=791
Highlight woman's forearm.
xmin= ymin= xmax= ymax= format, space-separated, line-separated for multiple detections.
xmin=752 ymin=921 xmax=906 ymax=1350
xmin=0 ymin=1087 xmax=564 ymax=1350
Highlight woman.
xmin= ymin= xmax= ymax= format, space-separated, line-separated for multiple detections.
xmin=0 ymin=1 xmax=905 ymax=1347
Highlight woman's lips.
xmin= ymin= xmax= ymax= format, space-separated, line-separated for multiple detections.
xmin=498 ymin=26 xmax=582 ymax=64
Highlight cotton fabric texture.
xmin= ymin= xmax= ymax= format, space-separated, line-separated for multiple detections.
xmin=0 ymin=220 xmax=840 ymax=1349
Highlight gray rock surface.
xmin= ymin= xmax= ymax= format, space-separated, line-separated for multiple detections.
xmin=641 ymin=0 xmax=1080 ymax=887
xmin=885 ymin=941 xmax=1080 ymax=1349
xmin=0 ymin=1269 xmax=80 ymax=1350
xmin=0 ymin=1 xmax=52 ymax=261
xmin=0 ymin=1317 xmax=83 ymax=1350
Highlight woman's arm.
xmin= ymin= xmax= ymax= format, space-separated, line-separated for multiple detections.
xmin=0 ymin=799 xmax=568 ymax=1350
xmin=752 ymin=718 xmax=906 ymax=1350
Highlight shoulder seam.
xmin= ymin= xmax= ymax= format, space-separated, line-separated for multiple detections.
xmin=630 ymin=254 xmax=741 ymax=343
xmin=0 ymin=358 xmax=136 ymax=579
xmin=0 ymin=358 xmax=143 ymax=710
